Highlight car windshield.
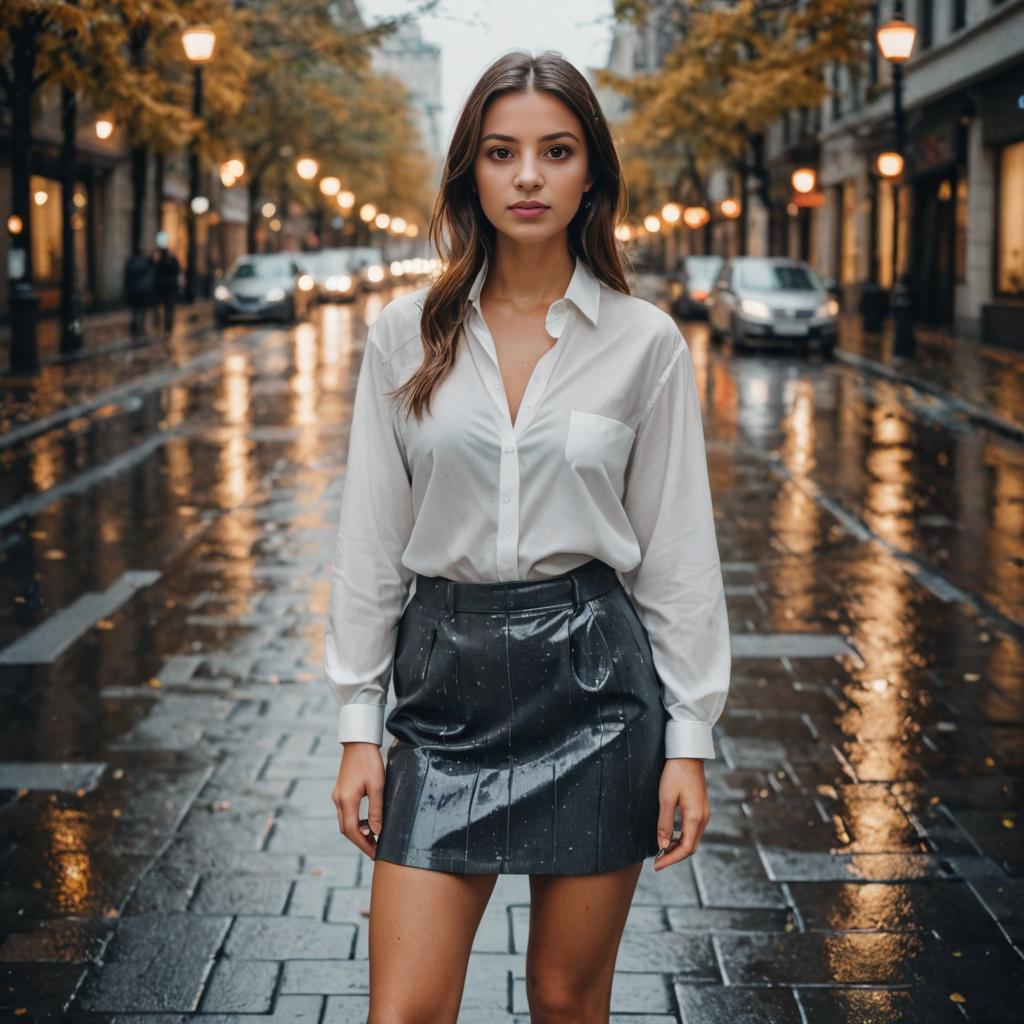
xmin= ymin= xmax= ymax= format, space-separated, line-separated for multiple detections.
xmin=686 ymin=256 xmax=723 ymax=281
xmin=305 ymin=251 xmax=356 ymax=272
xmin=231 ymin=257 xmax=292 ymax=280
xmin=738 ymin=262 xmax=818 ymax=291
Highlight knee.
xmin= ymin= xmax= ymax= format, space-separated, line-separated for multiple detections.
xmin=527 ymin=974 xmax=607 ymax=1024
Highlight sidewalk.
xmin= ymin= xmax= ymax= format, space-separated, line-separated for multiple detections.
xmin=0 ymin=301 xmax=215 ymax=444
xmin=834 ymin=317 xmax=1024 ymax=442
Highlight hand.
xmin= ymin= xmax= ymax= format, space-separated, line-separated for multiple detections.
xmin=332 ymin=742 xmax=385 ymax=858
xmin=653 ymin=757 xmax=710 ymax=871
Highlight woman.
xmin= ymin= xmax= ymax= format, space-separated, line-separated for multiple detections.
xmin=324 ymin=50 xmax=730 ymax=1023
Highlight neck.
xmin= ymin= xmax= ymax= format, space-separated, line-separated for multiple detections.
xmin=483 ymin=234 xmax=575 ymax=310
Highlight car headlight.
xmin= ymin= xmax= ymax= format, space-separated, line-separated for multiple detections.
xmin=214 ymin=284 xmax=232 ymax=301
xmin=297 ymin=273 xmax=314 ymax=292
xmin=815 ymin=299 xmax=840 ymax=318
xmin=265 ymin=287 xmax=286 ymax=302
xmin=740 ymin=298 xmax=772 ymax=319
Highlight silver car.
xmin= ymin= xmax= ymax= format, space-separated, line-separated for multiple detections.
xmin=213 ymin=253 xmax=315 ymax=326
xmin=707 ymin=257 xmax=838 ymax=356
xmin=301 ymin=248 xmax=360 ymax=302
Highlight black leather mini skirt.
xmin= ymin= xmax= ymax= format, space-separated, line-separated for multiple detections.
xmin=374 ymin=557 xmax=667 ymax=875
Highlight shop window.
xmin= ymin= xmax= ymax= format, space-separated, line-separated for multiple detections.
xmin=952 ymin=0 xmax=967 ymax=31
xmin=997 ymin=140 xmax=1024 ymax=295
xmin=841 ymin=179 xmax=858 ymax=284
xmin=29 ymin=175 xmax=62 ymax=287
xmin=876 ymin=179 xmax=909 ymax=289
xmin=954 ymin=176 xmax=967 ymax=283
xmin=918 ymin=0 xmax=934 ymax=49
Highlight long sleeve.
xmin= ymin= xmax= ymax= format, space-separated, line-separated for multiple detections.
xmin=618 ymin=331 xmax=731 ymax=759
xmin=323 ymin=322 xmax=415 ymax=746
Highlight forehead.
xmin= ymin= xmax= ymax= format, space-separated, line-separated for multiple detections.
xmin=480 ymin=88 xmax=583 ymax=137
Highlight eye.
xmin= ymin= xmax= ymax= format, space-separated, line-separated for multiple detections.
xmin=548 ymin=145 xmax=572 ymax=159
xmin=488 ymin=147 xmax=513 ymax=160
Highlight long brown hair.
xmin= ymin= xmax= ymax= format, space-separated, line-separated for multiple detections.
xmin=390 ymin=50 xmax=631 ymax=421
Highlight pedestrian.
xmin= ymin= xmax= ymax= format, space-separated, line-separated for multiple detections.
xmin=122 ymin=246 xmax=155 ymax=338
xmin=152 ymin=231 xmax=181 ymax=336
xmin=324 ymin=51 xmax=730 ymax=1022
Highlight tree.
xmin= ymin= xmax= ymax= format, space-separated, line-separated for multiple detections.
xmin=599 ymin=0 xmax=873 ymax=253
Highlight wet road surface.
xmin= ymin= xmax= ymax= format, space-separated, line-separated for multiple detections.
xmin=1 ymin=279 xmax=1021 ymax=1022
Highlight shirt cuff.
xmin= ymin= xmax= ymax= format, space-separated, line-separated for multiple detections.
xmin=338 ymin=703 xmax=385 ymax=746
xmin=665 ymin=719 xmax=716 ymax=760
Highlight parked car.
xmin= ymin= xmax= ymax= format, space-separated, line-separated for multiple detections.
xmin=346 ymin=246 xmax=388 ymax=291
xmin=213 ymin=253 xmax=315 ymax=326
xmin=301 ymin=248 xmax=361 ymax=302
xmin=667 ymin=254 xmax=724 ymax=319
xmin=707 ymin=256 xmax=838 ymax=356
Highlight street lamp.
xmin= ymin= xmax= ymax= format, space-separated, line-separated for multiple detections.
xmin=182 ymin=24 xmax=217 ymax=302
xmin=876 ymin=0 xmax=916 ymax=357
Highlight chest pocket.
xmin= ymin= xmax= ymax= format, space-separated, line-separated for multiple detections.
xmin=564 ymin=409 xmax=637 ymax=494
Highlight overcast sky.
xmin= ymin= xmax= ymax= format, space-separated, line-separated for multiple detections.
xmin=359 ymin=0 xmax=617 ymax=150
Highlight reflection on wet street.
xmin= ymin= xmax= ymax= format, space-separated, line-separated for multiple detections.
xmin=1 ymin=280 xmax=1021 ymax=1021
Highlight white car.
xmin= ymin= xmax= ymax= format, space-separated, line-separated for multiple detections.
xmin=707 ymin=256 xmax=839 ymax=356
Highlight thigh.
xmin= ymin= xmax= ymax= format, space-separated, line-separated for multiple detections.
xmin=368 ymin=859 xmax=498 ymax=1024
xmin=525 ymin=861 xmax=644 ymax=1013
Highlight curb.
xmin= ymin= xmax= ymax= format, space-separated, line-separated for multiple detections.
xmin=834 ymin=347 xmax=1024 ymax=444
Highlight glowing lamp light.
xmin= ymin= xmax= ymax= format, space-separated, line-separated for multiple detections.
xmin=614 ymin=224 xmax=631 ymax=242
xmin=319 ymin=176 xmax=341 ymax=197
xmin=261 ymin=201 xmax=276 ymax=218
xmin=643 ymin=214 xmax=661 ymax=232
xmin=269 ymin=217 xmax=282 ymax=231
xmin=337 ymin=190 xmax=355 ymax=209
xmin=876 ymin=151 xmax=904 ymax=178
xmin=407 ymin=224 xmax=419 ymax=238
xmin=219 ymin=168 xmax=237 ymax=187
xmin=33 ymin=190 xmax=49 ymax=206
xmin=295 ymin=157 xmax=319 ymax=181
xmin=877 ymin=17 xmax=917 ymax=63
xmin=7 ymin=214 xmax=24 ymax=235
xmin=190 ymin=195 xmax=210 ymax=215
xmin=94 ymin=116 xmax=114 ymax=140
xmin=791 ymin=168 xmax=816 ymax=194
xmin=720 ymin=198 xmax=741 ymax=219
xmin=375 ymin=212 xmax=391 ymax=229
xmin=182 ymin=25 xmax=217 ymax=63
xmin=359 ymin=203 xmax=377 ymax=222
xmin=223 ymin=158 xmax=245 ymax=179
xmin=683 ymin=206 xmax=710 ymax=229
xmin=391 ymin=216 xmax=407 ymax=233
xmin=661 ymin=202 xmax=682 ymax=224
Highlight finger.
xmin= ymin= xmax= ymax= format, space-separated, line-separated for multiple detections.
xmin=340 ymin=792 xmax=376 ymax=858
xmin=367 ymin=783 xmax=384 ymax=837
xmin=654 ymin=811 xmax=702 ymax=870
xmin=655 ymin=799 xmax=677 ymax=855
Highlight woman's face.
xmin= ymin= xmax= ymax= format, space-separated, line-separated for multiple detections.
xmin=472 ymin=87 xmax=593 ymax=243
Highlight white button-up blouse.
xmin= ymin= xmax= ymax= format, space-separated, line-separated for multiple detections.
xmin=323 ymin=255 xmax=731 ymax=759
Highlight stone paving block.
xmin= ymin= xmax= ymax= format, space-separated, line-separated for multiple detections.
xmin=795 ymin=988 xmax=965 ymax=1024
xmin=155 ymin=655 xmax=204 ymax=684
xmin=0 ymin=916 xmax=112 ymax=962
xmin=970 ymin=876 xmax=1024 ymax=942
xmin=716 ymin=931 xmax=938 ymax=986
xmin=268 ymin=815 xmax=353 ymax=856
xmin=107 ymin=994 xmax=323 ymax=1023
xmin=665 ymin=906 xmax=794 ymax=934
xmin=787 ymin=880 xmax=1005 ymax=941
xmin=199 ymin=958 xmax=279 ymax=1013
xmin=279 ymin=959 xmax=375 ymax=996
xmin=675 ymin=984 xmax=801 ymax=1024
xmin=224 ymin=915 xmax=356 ymax=960
xmin=614 ymin=932 xmax=719 ymax=979
xmin=0 ymin=761 xmax=106 ymax=793
xmin=109 ymin=694 xmax=234 ymax=751
xmin=2 ymin=963 xmax=90 ymax=1021
xmin=759 ymin=848 xmax=953 ymax=882
xmin=188 ymin=874 xmax=291 ymax=915
xmin=632 ymin=859 xmax=701 ymax=906
xmin=287 ymin=878 xmax=330 ymax=919
xmin=692 ymin=844 xmax=789 ymax=908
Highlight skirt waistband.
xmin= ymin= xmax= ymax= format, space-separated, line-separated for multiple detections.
xmin=413 ymin=558 xmax=620 ymax=614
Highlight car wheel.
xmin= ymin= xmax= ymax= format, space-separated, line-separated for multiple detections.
xmin=215 ymin=313 xmax=229 ymax=328
xmin=283 ymin=298 xmax=296 ymax=324
xmin=820 ymin=337 xmax=836 ymax=359
xmin=730 ymin=314 xmax=748 ymax=352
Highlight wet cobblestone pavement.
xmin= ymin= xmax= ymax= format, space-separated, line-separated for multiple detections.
xmin=1 ymin=281 xmax=1022 ymax=1022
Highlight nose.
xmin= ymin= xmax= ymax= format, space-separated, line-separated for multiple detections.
xmin=513 ymin=151 xmax=543 ymax=191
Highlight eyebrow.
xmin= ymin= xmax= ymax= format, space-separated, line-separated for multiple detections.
xmin=480 ymin=131 xmax=581 ymax=144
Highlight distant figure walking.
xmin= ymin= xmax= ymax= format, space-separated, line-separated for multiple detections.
xmin=153 ymin=233 xmax=181 ymax=336
xmin=122 ymin=247 xmax=155 ymax=338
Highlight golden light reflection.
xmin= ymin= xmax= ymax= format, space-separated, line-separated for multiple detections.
xmin=291 ymin=322 xmax=318 ymax=429
xmin=862 ymin=402 xmax=915 ymax=548
xmin=31 ymin=440 xmax=58 ymax=493
xmin=216 ymin=350 xmax=254 ymax=510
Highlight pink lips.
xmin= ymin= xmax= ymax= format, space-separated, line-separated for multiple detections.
xmin=509 ymin=202 xmax=549 ymax=219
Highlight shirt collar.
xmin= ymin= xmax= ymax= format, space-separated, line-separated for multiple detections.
xmin=466 ymin=254 xmax=601 ymax=329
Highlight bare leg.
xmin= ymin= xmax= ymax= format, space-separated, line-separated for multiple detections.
xmin=368 ymin=859 xmax=499 ymax=1024
xmin=525 ymin=860 xmax=644 ymax=1024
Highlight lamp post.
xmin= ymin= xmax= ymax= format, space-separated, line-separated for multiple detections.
xmin=876 ymin=1 xmax=916 ymax=357
xmin=182 ymin=25 xmax=216 ymax=302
